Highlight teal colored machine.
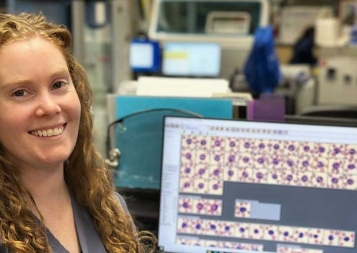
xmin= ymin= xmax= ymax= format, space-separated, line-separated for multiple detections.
xmin=107 ymin=96 xmax=233 ymax=190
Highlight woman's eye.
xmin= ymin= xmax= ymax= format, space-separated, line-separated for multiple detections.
xmin=53 ymin=81 xmax=67 ymax=89
xmin=12 ymin=90 xmax=27 ymax=97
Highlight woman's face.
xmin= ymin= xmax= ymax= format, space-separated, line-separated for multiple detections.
xmin=0 ymin=36 xmax=81 ymax=171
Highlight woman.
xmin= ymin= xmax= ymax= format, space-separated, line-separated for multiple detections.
xmin=0 ymin=13 xmax=153 ymax=253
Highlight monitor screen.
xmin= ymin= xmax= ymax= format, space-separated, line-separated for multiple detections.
xmin=130 ymin=39 xmax=161 ymax=73
xmin=162 ymin=42 xmax=221 ymax=77
xmin=159 ymin=117 xmax=357 ymax=253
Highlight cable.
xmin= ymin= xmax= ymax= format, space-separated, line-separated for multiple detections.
xmin=105 ymin=108 xmax=203 ymax=166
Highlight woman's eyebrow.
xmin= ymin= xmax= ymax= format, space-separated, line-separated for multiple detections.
xmin=49 ymin=69 xmax=70 ymax=78
xmin=1 ymin=78 xmax=32 ymax=89
xmin=0 ymin=69 xmax=70 ymax=90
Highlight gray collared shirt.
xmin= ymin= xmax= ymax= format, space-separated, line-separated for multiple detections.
xmin=0 ymin=192 xmax=129 ymax=253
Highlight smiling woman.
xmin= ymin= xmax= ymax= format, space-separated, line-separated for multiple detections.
xmin=0 ymin=13 xmax=155 ymax=253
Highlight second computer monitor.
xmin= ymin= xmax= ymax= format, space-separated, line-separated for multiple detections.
xmin=162 ymin=42 xmax=221 ymax=77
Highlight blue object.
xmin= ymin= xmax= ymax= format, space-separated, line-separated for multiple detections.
xmin=351 ymin=26 xmax=357 ymax=46
xmin=244 ymin=26 xmax=281 ymax=95
xmin=114 ymin=96 xmax=233 ymax=190
xmin=130 ymin=39 xmax=161 ymax=73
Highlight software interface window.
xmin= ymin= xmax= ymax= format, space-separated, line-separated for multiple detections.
xmin=159 ymin=117 xmax=357 ymax=253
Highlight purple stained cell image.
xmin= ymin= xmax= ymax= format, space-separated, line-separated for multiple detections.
xmin=299 ymin=232 xmax=304 ymax=238
xmin=334 ymin=148 xmax=340 ymax=154
xmin=331 ymin=177 xmax=339 ymax=184
xmin=258 ymin=158 xmax=264 ymax=164
xmin=288 ymin=145 xmax=295 ymax=151
xmin=210 ymin=224 xmax=216 ymax=230
xmin=348 ymin=164 xmax=356 ymax=170
xmin=229 ymin=155 xmax=235 ymax=163
xmin=274 ymin=144 xmax=280 ymax=150
xmin=272 ymin=174 xmax=278 ymax=179
xmin=195 ymin=224 xmax=201 ymax=229
xmin=317 ymin=162 xmax=324 ymax=168
xmin=184 ymin=182 xmax=190 ymax=188
xmin=185 ymin=153 xmax=192 ymax=159
xmin=287 ymin=175 xmax=293 ymax=181
xmin=254 ymin=229 xmax=259 ymax=234
xmin=328 ymin=235 xmax=334 ymax=241
xmin=283 ymin=231 xmax=289 ymax=236
xmin=211 ymin=204 xmax=218 ymax=211
xmin=225 ymin=226 xmax=230 ymax=231
xmin=244 ymin=142 xmax=250 ymax=148
xmin=214 ymin=169 xmax=220 ymax=176
xmin=239 ymin=228 xmax=245 ymax=233
xmin=301 ymin=175 xmax=308 ymax=182
xmin=200 ymin=140 xmax=207 ymax=146
xmin=316 ymin=176 xmax=323 ymax=183
xmin=214 ymin=155 xmax=220 ymax=161
xmin=333 ymin=162 xmax=340 ymax=170
xmin=186 ymin=139 xmax=192 ymax=144
xmin=213 ymin=184 xmax=219 ymax=190
xmin=230 ymin=141 xmax=236 ymax=147
xmin=304 ymin=146 xmax=310 ymax=152
xmin=273 ymin=158 xmax=279 ymax=165
xmin=240 ymin=207 xmax=247 ymax=213
xmin=345 ymin=237 xmax=350 ymax=242
xmin=256 ymin=172 xmax=263 ymax=179
xmin=199 ymin=154 xmax=206 ymax=160
xmin=268 ymin=230 xmax=274 ymax=235
xmin=287 ymin=160 xmax=294 ymax=167
xmin=198 ymin=183 xmax=204 ymax=189
xmin=228 ymin=170 xmax=234 ymax=176
xmin=183 ymin=202 xmax=189 ymax=208
xmin=199 ymin=168 xmax=205 ymax=175
xmin=302 ymin=161 xmax=309 ymax=167
xmin=319 ymin=147 xmax=325 ymax=153
xmin=242 ymin=172 xmax=248 ymax=178
xmin=243 ymin=157 xmax=249 ymax=163
xmin=182 ymin=222 xmax=187 ymax=228
xmin=215 ymin=140 xmax=221 ymax=147
xmin=259 ymin=143 xmax=265 ymax=149
xmin=348 ymin=179 xmax=354 ymax=185
xmin=350 ymin=149 xmax=356 ymax=155
xmin=197 ymin=203 xmax=204 ymax=210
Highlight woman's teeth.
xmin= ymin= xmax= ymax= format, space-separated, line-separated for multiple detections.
xmin=30 ymin=126 xmax=64 ymax=137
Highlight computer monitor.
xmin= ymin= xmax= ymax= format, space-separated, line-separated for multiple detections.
xmin=159 ymin=116 xmax=357 ymax=253
xmin=162 ymin=42 xmax=221 ymax=77
xmin=130 ymin=39 xmax=161 ymax=73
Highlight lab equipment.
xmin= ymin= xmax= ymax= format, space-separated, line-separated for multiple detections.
xmin=317 ymin=47 xmax=357 ymax=106
xmin=107 ymin=95 xmax=233 ymax=190
xmin=159 ymin=116 xmax=357 ymax=253
xmin=148 ymin=0 xmax=269 ymax=79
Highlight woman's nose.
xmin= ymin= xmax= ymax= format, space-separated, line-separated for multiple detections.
xmin=35 ymin=93 xmax=62 ymax=117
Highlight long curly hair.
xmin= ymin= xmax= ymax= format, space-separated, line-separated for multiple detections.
xmin=0 ymin=13 xmax=154 ymax=253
